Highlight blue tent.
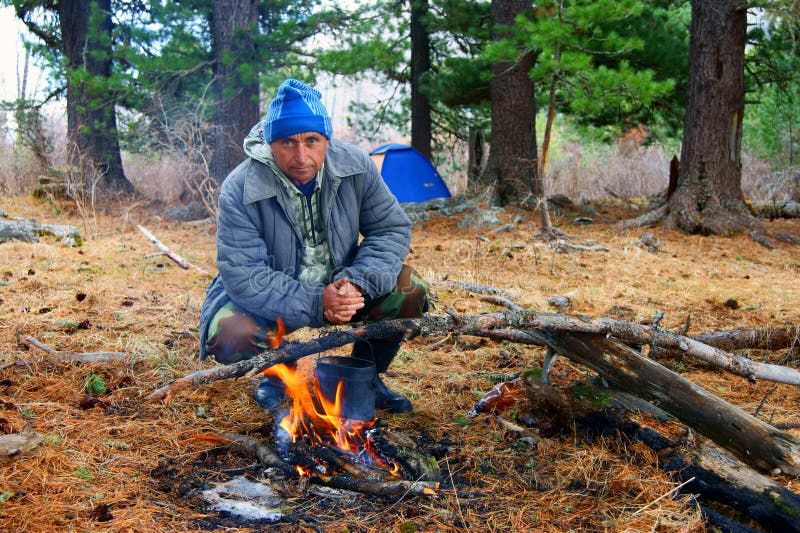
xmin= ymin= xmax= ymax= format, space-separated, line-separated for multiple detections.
xmin=369 ymin=143 xmax=451 ymax=204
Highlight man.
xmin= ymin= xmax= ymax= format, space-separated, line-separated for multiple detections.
xmin=198 ymin=78 xmax=429 ymax=413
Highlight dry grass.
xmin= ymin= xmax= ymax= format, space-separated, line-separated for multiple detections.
xmin=0 ymin=194 xmax=798 ymax=532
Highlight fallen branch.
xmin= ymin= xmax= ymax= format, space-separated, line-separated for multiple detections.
xmin=21 ymin=336 xmax=130 ymax=364
xmin=468 ymin=290 xmax=799 ymax=379
xmin=146 ymin=319 xmax=423 ymax=402
xmin=192 ymin=432 xmax=295 ymax=476
xmin=520 ymin=375 xmax=800 ymax=531
xmin=689 ymin=325 xmax=800 ymax=353
xmin=489 ymin=312 xmax=800 ymax=385
xmin=310 ymin=473 xmax=438 ymax=498
xmin=524 ymin=330 xmax=800 ymax=476
xmin=459 ymin=312 xmax=800 ymax=386
xmin=493 ymin=416 xmax=540 ymax=446
xmin=552 ymin=240 xmax=609 ymax=253
xmin=152 ymin=312 xmax=800 ymax=475
xmin=0 ymin=430 xmax=44 ymax=462
xmin=475 ymin=294 xmax=525 ymax=312
xmin=442 ymin=280 xmax=517 ymax=300
xmin=137 ymin=225 xmax=209 ymax=275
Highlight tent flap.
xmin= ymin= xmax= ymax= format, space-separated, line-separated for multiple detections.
xmin=369 ymin=144 xmax=451 ymax=204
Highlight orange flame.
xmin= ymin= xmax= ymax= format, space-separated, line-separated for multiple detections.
xmin=263 ymin=359 xmax=399 ymax=475
xmin=268 ymin=317 xmax=286 ymax=348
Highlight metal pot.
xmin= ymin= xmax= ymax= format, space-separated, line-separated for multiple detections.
xmin=314 ymin=356 xmax=376 ymax=421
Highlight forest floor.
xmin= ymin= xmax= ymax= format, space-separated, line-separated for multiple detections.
xmin=0 ymin=193 xmax=798 ymax=532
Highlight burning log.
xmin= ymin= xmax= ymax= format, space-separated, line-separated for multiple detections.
xmin=284 ymin=441 xmax=391 ymax=481
xmin=147 ymin=319 xmax=423 ymax=402
xmin=194 ymin=354 xmax=442 ymax=499
xmin=264 ymin=359 xmax=441 ymax=483
xmin=199 ymin=432 xmax=440 ymax=498
xmin=306 ymin=473 xmax=438 ymax=498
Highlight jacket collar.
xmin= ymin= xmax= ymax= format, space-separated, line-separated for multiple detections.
xmin=242 ymin=139 xmax=361 ymax=204
xmin=243 ymin=160 xmax=281 ymax=205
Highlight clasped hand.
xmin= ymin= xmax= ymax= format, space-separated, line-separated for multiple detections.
xmin=323 ymin=278 xmax=364 ymax=324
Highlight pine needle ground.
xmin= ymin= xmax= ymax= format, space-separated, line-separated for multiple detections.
xmin=0 ymin=194 xmax=797 ymax=532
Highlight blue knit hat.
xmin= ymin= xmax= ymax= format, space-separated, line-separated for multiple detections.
xmin=263 ymin=79 xmax=333 ymax=143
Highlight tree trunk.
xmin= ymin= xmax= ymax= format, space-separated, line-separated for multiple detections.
xmin=58 ymin=0 xmax=132 ymax=193
xmin=484 ymin=0 xmax=539 ymax=205
xmin=666 ymin=0 xmax=750 ymax=235
xmin=410 ymin=0 xmax=432 ymax=160
xmin=209 ymin=0 xmax=260 ymax=184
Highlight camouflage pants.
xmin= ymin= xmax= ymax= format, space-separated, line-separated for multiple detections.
xmin=205 ymin=264 xmax=429 ymax=365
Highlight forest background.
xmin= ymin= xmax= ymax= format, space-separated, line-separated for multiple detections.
xmin=0 ymin=1 xmax=799 ymax=531
xmin=0 ymin=0 xmax=797 ymax=217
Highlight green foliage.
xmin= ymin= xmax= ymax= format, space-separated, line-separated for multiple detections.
xmin=73 ymin=466 xmax=95 ymax=481
xmin=452 ymin=413 xmax=472 ymax=427
xmin=743 ymin=16 xmax=800 ymax=169
xmin=43 ymin=434 xmax=63 ymax=446
xmin=517 ymin=0 xmax=686 ymax=140
xmin=84 ymin=373 xmax=107 ymax=396
xmin=398 ymin=521 xmax=418 ymax=533
xmin=14 ymin=0 xmax=797 ymax=179
xmin=570 ymin=382 xmax=611 ymax=407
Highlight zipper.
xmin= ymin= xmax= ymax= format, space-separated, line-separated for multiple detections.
xmin=305 ymin=193 xmax=318 ymax=245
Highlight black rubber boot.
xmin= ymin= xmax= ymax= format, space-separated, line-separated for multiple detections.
xmin=352 ymin=338 xmax=412 ymax=413
xmin=254 ymin=374 xmax=287 ymax=411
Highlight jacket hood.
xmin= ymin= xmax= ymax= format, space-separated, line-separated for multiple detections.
xmin=243 ymin=121 xmax=274 ymax=165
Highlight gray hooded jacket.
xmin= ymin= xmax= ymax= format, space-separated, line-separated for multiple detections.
xmin=198 ymin=131 xmax=411 ymax=358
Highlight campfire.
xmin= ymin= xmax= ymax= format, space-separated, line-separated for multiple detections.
xmin=191 ymin=320 xmax=439 ymax=498
xmin=263 ymin=359 xmax=402 ymax=477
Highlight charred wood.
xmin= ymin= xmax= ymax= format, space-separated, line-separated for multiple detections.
xmin=285 ymin=441 xmax=390 ymax=481
xmin=147 ymin=319 xmax=424 ymax=402
xmin=209 ymin=432 xmax=439 ymax=498
xmin=525 ymin=330 xmax=800 ymax=476
xmin=520 ymin=376 xmax=800 ymax=532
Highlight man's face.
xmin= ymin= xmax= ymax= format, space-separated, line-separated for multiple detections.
xmin=270 ymin=132 xmax=329 ymax=185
